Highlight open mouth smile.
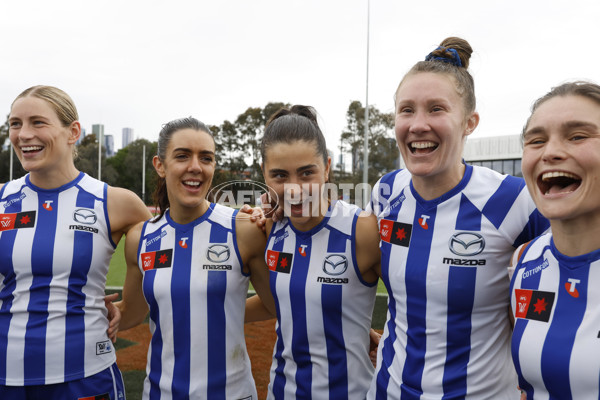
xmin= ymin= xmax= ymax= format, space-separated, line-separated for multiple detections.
xmin=538 ymin=171 xmax=581 ymax=196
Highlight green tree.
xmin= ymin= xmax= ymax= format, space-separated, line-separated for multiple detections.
xmin=340 ymin=101 xmax=398 ymax=185
xmin=106 ymin=139 xmax=157 ymax=203
xmin=0 ymin=116 xmax=28 ymax=182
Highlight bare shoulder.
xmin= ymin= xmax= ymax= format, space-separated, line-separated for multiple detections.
xmin=356 ymin=211 xmax=379 ymax=239
xmin=107 ymin=186 xmax=152 ymax=239
xmin=236 ymin=212 xmax=267 ymax=245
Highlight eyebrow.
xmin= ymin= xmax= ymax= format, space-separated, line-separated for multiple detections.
xmin=172 ymin=148 xmax=215 ymax=155
xmin=8 ymin=114 xmax=50 ymax=121
xmin=525 ymin=120 xmax=599 ymax=138
xmin=268 ymin=164 xmax=318 ymax=175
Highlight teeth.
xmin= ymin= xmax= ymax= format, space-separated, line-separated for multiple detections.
xmin=183 ymin=181 xmax=200 ymax=186
xmin=22 ymin=146 xmax=43 ymax=152
xmin=541 ymin=171 xmax=579 ymax=181
xmin=411 ymin=142 xmax=436 ymax=149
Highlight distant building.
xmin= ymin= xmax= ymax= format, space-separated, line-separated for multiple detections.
xmin=104 ymin=134 xmax=114 ymax=157
xmin=122 ymin=127 xmax=134 ymax=148
xmin=92 ymin=124 xmax=104 ymax=139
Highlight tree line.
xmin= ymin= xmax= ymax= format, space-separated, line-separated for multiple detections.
xmin=0 ymin=101 xmax=399 ymax=204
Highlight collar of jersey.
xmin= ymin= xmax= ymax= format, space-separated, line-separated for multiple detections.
xmin=286 ymin=201 xmax=336 ymax=238
xmin=25 ymin=171 xmax=85 ymax=193
xmin=550 ymin=235 xmax=600 ymax=270
xmin=409 ymin=162 xmax=473 ymax=210
xmin=165 ymin=202 xmax=215 ymax=232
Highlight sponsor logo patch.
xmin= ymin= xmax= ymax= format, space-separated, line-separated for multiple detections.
xmin=322 ymin=254 xmax=348 ymax=276
xmin=78 ymin=393 xmax=110 ymax=400
xmin=267 ymin=250 xmax=293 ymax=273
xmin=73 ymin=208 xmax=97 ymax=224
xmin=515 ymin=288 xmax=555 ymax=322
xmin=0 ymin=211 xmax=36 ymax=231
xmin=379 ymin=219 xmax=412 ymax=247
xmin=207 ymin=244 xmax=230 ymax=263
xmin=449 ymin=232 xmax=485 ymax=256
xmin=95 ymin=340 xmax=112 ymax=355
xmin=141 ymin=249 xmax=173 ymax=271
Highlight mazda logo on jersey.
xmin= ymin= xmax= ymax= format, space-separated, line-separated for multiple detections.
xmin=322 ymin=254 xmax=348 ymax=276
xmin=73 ymin=208 xmax=97 ymax=224
xmin=448 ymin=232 xmax=485 ymax=256
xmin=207 ymin=244 xmax=230 ymax=263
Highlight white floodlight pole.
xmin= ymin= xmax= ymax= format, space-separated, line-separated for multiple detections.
xmin=98 ymin=130 xmax=102 ymax=180
xmin=142 ymin=144 xmax=146 ymax=203
xmin=362 ymin=0 xmax=371 ymax=206
xmin=9 ymin=143 xmax=14 ymax=181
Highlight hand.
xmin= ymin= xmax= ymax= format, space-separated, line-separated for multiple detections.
xmin=518 ymin=387 xmax=527 ymax=400
xmin=239 ymin=204 xmax=267 ymax=231
xmin=104 ymin=293 xmax=121 ymax=343
xmin=260 ymin=192 xmax=283 ymax=222
xmin=369 ymin=329 xmax=381 ymax=368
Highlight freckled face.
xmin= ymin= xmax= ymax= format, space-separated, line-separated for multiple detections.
xmin=153 ymin=128 xmax=216 ymax=218
xmin=263 ymin=140 xmax=330 ymax=231
xmin=522 ymin=95 xmax=600 ymax=222
xmin=395 ymin=72 xmax=478 ymax=193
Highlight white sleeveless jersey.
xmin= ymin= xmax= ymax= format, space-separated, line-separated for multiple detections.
xmin=139 ymin=204 xmax=256 ymax=400
xmin=0 ymin=173 xmax=116 ymax=385
xmin=511 ymin=233 xmax=600 ymax=400
xmin=367 ymin=165 xmax=549 ymax=400
xmin=266 ymin=200 xmax=377 ymax=399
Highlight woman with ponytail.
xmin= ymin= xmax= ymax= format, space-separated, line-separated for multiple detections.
xmin=366 ymin=38 xmax=549 ymax=399
xmin=116 ymin=117 xmax=274 ymax=399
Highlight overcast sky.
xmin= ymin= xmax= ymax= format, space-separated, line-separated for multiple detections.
xmin=1 ymin=0 xmax=598 ymax=164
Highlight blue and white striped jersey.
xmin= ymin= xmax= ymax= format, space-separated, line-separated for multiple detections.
xmin=511 ymin=233 xmax=600 ymax=400
xmin=367 ymin=164 xmax=549 ymax=400
xmin=266 ymin=200 xmax=377 ymax=399
xmin=139 ymin=204 xmax=256 ymax=400
xmin=0 ymin=172 xmax=116 ymax=385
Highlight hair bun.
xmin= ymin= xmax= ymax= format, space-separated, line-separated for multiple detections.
xmin=425 ymin=37 xmax=472 ymax=69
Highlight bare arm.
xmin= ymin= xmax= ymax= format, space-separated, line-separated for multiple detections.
xmin=236 ymin=214 xmax=276 ymax=322
xmin=355 ymin=211 xmax=381 ymax=283
xmin=115 ymin=221 xmax=150 ymax=331
xmin=107 ymin=186 xmax=152 ymax=245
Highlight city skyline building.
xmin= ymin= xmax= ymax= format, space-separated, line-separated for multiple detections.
xmin=122 ymin=127 xmax=134 ymax=148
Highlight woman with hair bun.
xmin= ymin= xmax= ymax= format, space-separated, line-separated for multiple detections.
xmin=0 ymin=85 xmax=152 ymax=398
xmin=367 ymin=38 xmax=549 ymax=399
xmin=246 ymin=105 xmax=382 ymax=399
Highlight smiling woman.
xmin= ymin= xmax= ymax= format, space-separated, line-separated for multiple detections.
xmin=367 ymin=38 xmax=550 ymax=400
xmin=115 ymin=116 xmax=275 ymax=399
xmin=510 ymin=81 xmax=600 ymax=399
xmin=0 ymin=85 xmax=151 ymax=399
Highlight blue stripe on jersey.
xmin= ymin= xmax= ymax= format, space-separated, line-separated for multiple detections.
xmin=0 ymin=195 xmax=20 ymax=383
xmin=510 ymin=245 xmax=546 ymax=397
xmin=400 ymin=206 xmax=437 ymax=400
xmin=143 ymin=224 xmax=163 ymax=400
xmin=376 ymin=239 xmax=397 ymax=400
xmin=482 ymin=175 xmax=524 ymax=229
xmin=512 ymin=209 xmax=549 ymax=248
xmin=290 ymin=235 xmax=312 ymax=398
xmin=322 ymin=284 xmax=347 ymax=399
xmin=171 ymin=228 xmax=192 ymax=398
xmin=24 ymin=193 xmax=59 ymax=382
xmin=206 ymin=221 xmax=229 ymax=399
xmin=540 ymin=263 xmax=589 ymax=399
xmin=269 ymin=227 xmax=287 ymax=398
xmin=442 ymin=266 xmax=477 ymax=398
xmin=64 ymin=190 xmax=96 ymax=380
xmin=455 ymin=194 xmax=481 ymax=231
xmin=324 ymin=228 xmax=349 ymax=398
xmin=370 ymin=170 xmax=401 ymax=213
